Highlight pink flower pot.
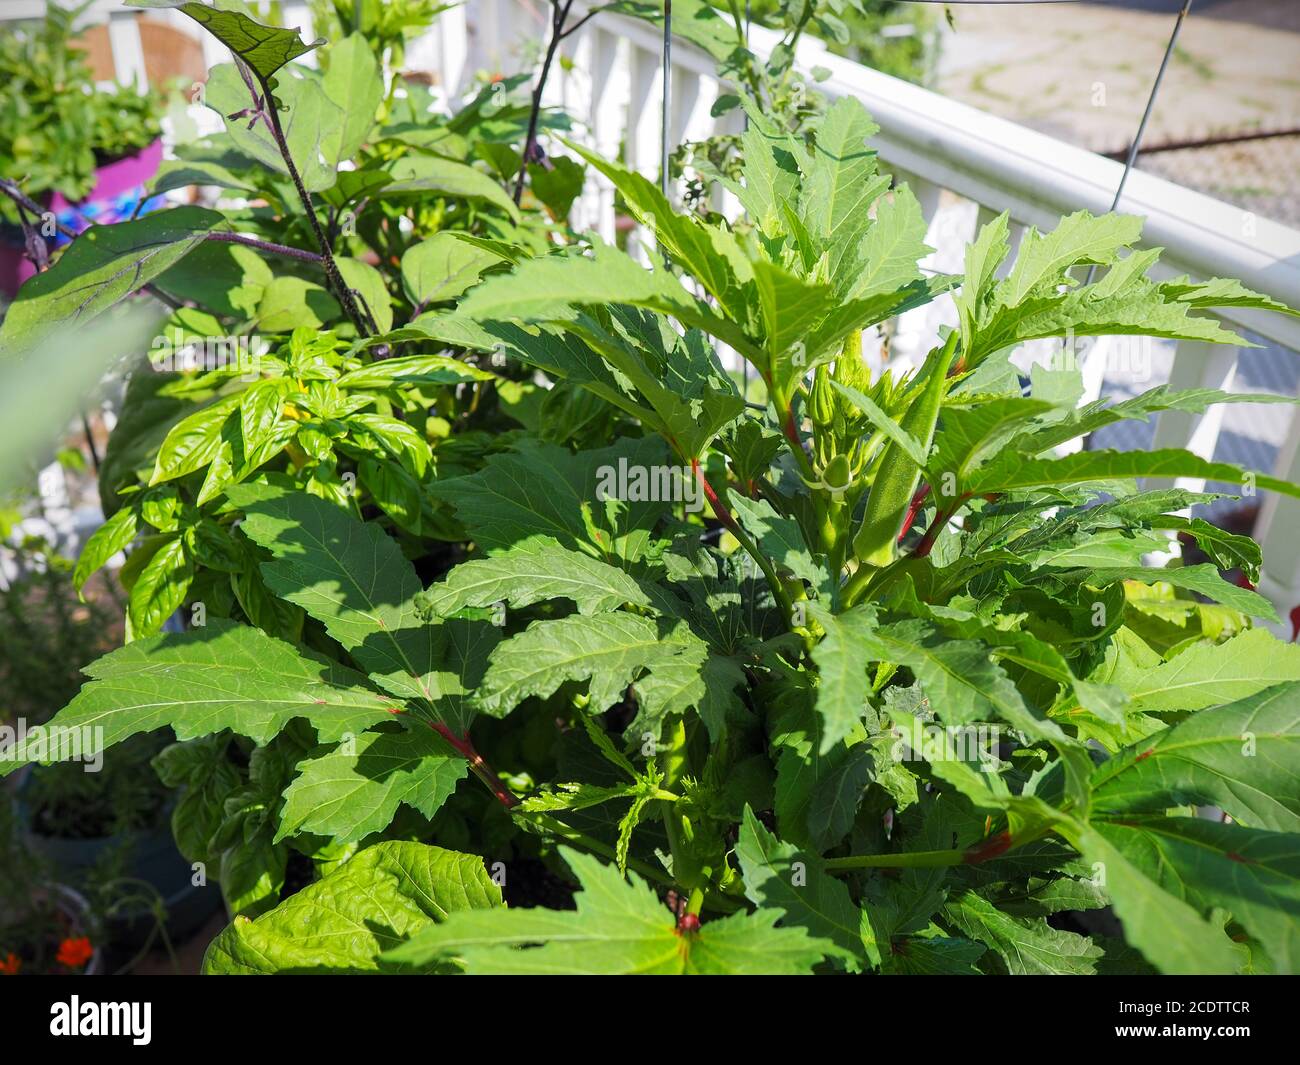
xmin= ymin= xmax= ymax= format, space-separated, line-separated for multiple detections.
xmin=0 ymin=138 xmax=164 ymax=297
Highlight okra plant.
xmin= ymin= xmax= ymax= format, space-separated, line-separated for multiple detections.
xmin=5 ymin=1 xmax=1300 ymax=975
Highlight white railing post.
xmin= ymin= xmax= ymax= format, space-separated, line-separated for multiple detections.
xmin=577 ymin=27 xmax=625 ymax=243
xmin=106 ymin=11 xmax=148 ymax=92
xmin=1257 ymin=408 xmax=1300 ymax=633
xmin=1147 ymin=341 xmax=1239 ymax=487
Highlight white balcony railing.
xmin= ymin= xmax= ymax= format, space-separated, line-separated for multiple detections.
xmin=7 ymin=0 xmax=1300 ymax=628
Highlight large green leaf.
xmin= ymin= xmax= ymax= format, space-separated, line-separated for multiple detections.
xmin=567 ymin=141 xmax=754 ymax=322
xmin=735 ymin=807 xmax=866 ymax=968
xmin=384 ymin=848 xmax=836 ymax=974
xmin=132 ymin=1 xmax=321 ymax=83
xmin=337 ymin=257 xmax=393 ymax=333
xmin=203 ymin=62 xmax=340 ymax=193
xmin=431 ymin=436 xmax=672 ymax=560
xmin=0 ymin=619 xmax=395 ymax=777
xmin=419 ymin=544 xmax=653 ymax=618
xmin=1121 ymin=629 xmax=1300 ymax=714
xmin=455 ymin=241 xmax=761 ymax=364
xmin=942 ymin=890 xmax=1102 ymax=974
xmin=277 ymin=726 xmax=466 ymax=843
xmin=226 ymin=484 xmax=487 ymax=724
xmin=567 ymin=307 xmax=744 ymax=460
xmin=1007 ymin=385 xmax=1295 ymax=458
xmin=1001 ymin=212 xmax=1143 ymax=308
xmin=1062 ymin=821 xmax=1241 ymax=975
xmin=400 ymin=232 xmax=501 ymax=306
xmin=1090 ymin=682 xmax=1300 ymax=831
xmin=320 ymin=32 xmax=383 ymax=162
xmin=1084 ymin=564 xmax=1275 ymax=620
xmin=964 ymin=447 xmax=1300 ymax=502
xmin=384 ymin=155 xmax=520 ymax=221
xmin=841 ymin=610 xmax=1072 ymax=746
xmin=0 ymin=207 xmax=225 ymax=356
xmin=841 ymin=183 xmax=931 ymax=302
xmin=798 ymin=96 xmax=888 ymax=268
xmin=478 ymin=614 xmax=699 ymax=718
xmin=1091 ymin=816 xmax=1300 ymax=973
xmin=731 ymin=495 xmax=828 ymax=594
xmin=808 ymin=603 xmax=876 ymax=753
xmin=203 ymin=842 xmax=502 ymax=974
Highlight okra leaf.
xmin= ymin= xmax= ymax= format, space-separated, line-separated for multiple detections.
xmin=0 ymin=619 xmax=396 ymax=778
xmin=842 ymin=182 xmax=932 ymax=302
xmin=277 ymin=727 xmax=466 ymax=843
xmin=567 ymin=140 xmax=754 ymax=322
xmin=384 ymin=847 xmax=837 ymax=974
xmin=417 ymin=544 xmax=654 ymax=618
xmin=731 ymin=495 xmax=829 ymax=596
xmin=963 ymin=447 xmax=1300 ymax=502
xmin=1090 ymin=816 xmax=1300 ymax=973
xmin=1120 ymin=628 xmax=1300 ymax=715
xmin=807 ymin=603 xmax=878 ymax=753
xmin=430 ymin=436 xmax=672 ymax=561
xmin=226 ymin=484 xmax=486 ymax=724
xmin=478 ymin=614 xmax=698 ymax=718
xmin=735 ymin=807 xmax=867 ymax=969
xmin=1090 ymin=682 xmax=1300 ymax=832
xmin=203 ymin=842 xmax=502 ymax=974
xmin=1062 ymin=822 xmax=1241 ymax=975
xmin=798 ymin=95 xmax=888 ymax=267
xmin=942 ymin=890 xmax=1103 ymax=975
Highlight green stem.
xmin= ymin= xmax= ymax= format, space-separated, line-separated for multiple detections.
xmin=823 ymin=848 xmax=967 ymax=871
xmin=658 ymin=716 xmax=690 ymax=889
xmin=826 ymin=827 xmax=1029 ymax=873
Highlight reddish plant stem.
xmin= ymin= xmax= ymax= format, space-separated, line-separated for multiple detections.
xmin=691 ymin=457 xmax=740 ymax=535
xmin=912 ymin=492 xmax=974 ymax=558
xmin=432 ymin=722 xmax=518 ymax=808
xmin=897 ymin=484 xmax=931 ymax=544
xmin=962 ymin=831 xmax=1012 ymax=864
xmin=782 ymin=406 xmax=802 ymax=449
xmin=912 ymin=506 xmax=954 ymax=559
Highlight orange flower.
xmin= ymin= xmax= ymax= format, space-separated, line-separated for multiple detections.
xmin=0 ymin=951 xmax=20 ymax=975
xmin=56 ymin=936 xmax=94 ymax=968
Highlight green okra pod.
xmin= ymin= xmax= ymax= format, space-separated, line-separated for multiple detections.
xmin=851 ymin=331 xmax=959 ymax=567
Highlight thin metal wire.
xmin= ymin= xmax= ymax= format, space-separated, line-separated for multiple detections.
xmin=1086 ymin=0 xmax=1194 ymax=285
xmin=1077 ymin=0 xmax=1194 ymax=451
